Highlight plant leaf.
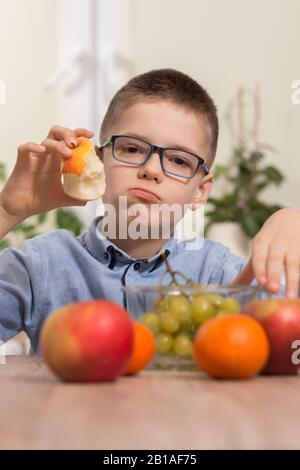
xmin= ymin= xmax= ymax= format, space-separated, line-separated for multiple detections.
xmin=255 ymin=181 xmax=268 ymax=193
xmin=38 ymin=213 xmax=47 ymax=224
xmin=12 ymin=224 xmax=37 ymax=233
xmin=240 ymin=213 xmax=262 ymax=238
xmin=0 ymin=162 xmax=6 ymax=182
xmin=212 ymin=164 xmax=229 ymax=179
xmin=262 ymin=166 xmax=284 ymax=185
xmin=249 ymin=151 xmax=264 ymax=163
xmin=0 ymin=239 xmax=10 ymax=250
xmin=55 ymin=209 xmax=83 ymax=236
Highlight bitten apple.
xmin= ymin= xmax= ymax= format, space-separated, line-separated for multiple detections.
xmin=244 ymin=298 xmax=300 ymax=375
xmin=40 ymin=300 xmax=134 ymax=382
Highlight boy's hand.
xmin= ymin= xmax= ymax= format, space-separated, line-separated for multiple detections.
xmin=232 ymin=208 xmax=300 ymax=298
xmin=0 ymin=126 xmax=94 ymax=221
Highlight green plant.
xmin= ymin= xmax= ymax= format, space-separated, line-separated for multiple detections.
xmin=0 ymin=162 xmax=84 ymax=250
xmin=205 ymin=87 xmax=285 ymax=239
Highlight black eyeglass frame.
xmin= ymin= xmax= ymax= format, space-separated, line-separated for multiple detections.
xmin=100 ymin=134 xmax=210 ymax=179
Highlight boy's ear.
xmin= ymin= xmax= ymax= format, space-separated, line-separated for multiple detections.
xmin=95 ymin=145 xmax=103 ymax=161
xmin=191 ymin=173 xmax=214 ymax=211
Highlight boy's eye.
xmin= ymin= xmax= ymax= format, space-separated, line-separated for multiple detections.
xmin=122 ymin=145 xmax=144 ymax=154
xmin=127 ymin=146 xmax=139 ymax=153
xmin=167 ymin=155 xmax=191 ymax=168
xmin=171 ymin=157 xmax=187 ymax=166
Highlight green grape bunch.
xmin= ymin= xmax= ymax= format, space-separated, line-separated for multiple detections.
xmin=141 ymin=253 xmax=242 ymax=358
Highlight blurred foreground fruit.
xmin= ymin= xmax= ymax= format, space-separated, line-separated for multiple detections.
xmin=244 ymin=298 xmax=300 ymax=374
xmin=41 ymin=300 xmax=134 ymax=382
xmin=126 ymin=322 xmax=156 ymax=375
xmin=193 ymin=315 xmax=270 ymax=379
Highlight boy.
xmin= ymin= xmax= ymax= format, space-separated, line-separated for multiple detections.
xmin=0 ymin=69 xmax=299 ymax=353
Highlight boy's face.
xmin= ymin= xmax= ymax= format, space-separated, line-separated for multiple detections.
xmin=99 ymin=100 xmax=214 ymax=234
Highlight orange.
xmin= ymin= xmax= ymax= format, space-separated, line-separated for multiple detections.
xmin=126 ymin=322 xmax=156 ymax=375
xmin=62 ymin=137 xmax=93 ymax=176
xmin=193 ymin=314 xmax=270 ymax=379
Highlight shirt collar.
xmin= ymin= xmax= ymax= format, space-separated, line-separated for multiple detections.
xmin=84 ymin=216 xmax=181 ymax=272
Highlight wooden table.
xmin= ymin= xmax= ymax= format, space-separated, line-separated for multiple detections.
xmin=0 ymin=356 xmax=300 ymax=450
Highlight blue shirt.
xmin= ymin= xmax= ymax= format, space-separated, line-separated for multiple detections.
xmin=0 ymin=216 xmax=249 ymax=352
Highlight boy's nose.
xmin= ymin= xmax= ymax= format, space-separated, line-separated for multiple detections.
xmin=137 ymin=152 xmax=164 ymax=182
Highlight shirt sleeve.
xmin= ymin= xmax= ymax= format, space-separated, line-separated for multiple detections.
xmin=0 ymin=239 xmax=42 ymax=344
xmin=208 ymin=246 xmax=246 ymax=285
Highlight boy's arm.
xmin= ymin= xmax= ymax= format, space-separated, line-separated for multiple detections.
xmin=0 ymin=198 xmax=24 ymax=239
xmin=0 ymin=239 xmax=41 ymax=347
xmin=0 ymin=125 xmax=94 ymax=347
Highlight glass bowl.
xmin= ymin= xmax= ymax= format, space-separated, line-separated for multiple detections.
xmin=122 ymin=284 xmax=259 ymax=371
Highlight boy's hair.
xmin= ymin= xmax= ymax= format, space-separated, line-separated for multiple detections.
xmin=100 ymin=68 xmax=218 ymax=166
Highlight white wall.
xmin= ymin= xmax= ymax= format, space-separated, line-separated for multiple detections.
xmin=0 ymin=0 xmax=58 ymax=175
xmin=130 ymin=0 xmax=300 ymax=208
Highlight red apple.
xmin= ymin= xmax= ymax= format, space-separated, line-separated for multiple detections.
xmin=244 ymin=298 xmax=300 ymax=374
xmin=40 ymin=300 xmax=134 ymax=382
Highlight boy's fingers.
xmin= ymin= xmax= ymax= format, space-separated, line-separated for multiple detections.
xmin=60 ymin=195 xmax=88 ymax=207
xmin=17 ymin=142 xmax=46 ymax=159
xmin=251 ymin=238 xmax=268 ymax=285
xmin=40 ymin=139 xmax=72 ymax=158
xmin=74 ymin=128 xmax=94 ymax=138
xmin=230 ymin=259 xmax=254 ymax=286
xmin=265 ymin=245 xmax=285 ymax=292
xmin=285 ymin=253 xmax=300 ymax=298
xmin=47 ymin=125 xmax=78 ymax=148
xmin=46 ymin=126 xmax=94 ymax=148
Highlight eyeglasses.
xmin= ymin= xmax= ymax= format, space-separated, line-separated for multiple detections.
xmin=100 ymin=135 xmax=209 ymax=179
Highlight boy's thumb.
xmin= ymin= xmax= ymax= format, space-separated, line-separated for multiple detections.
xmin=230 ymin=259 xmax=254 ymax=286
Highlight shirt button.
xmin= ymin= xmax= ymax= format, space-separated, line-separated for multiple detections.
xmin=134 ymin=262 xmax=140 ymax=271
